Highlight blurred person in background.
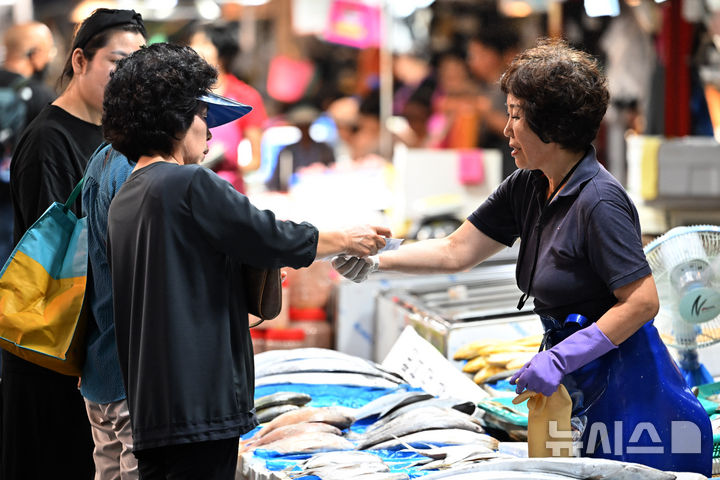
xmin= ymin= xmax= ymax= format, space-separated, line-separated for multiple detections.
xmin=394 ymin=81 xmax=436 ymax=148
xmin=428 ymin=50 xmax=479 ymax=149
xmin=266 ymin=105 xmax=335 ymax=192
xmin=351 ymin=88 xmax=384 ymax=163
xmin=325 ymin=95 xmax=359 ymax=164
xmin=102 ymin=42 xmax=389 ymax=479
xmin=1 ymin=21 xmax=57 ymax=120
xmin=466 ymin=24 xmax=521 ymax=177
xmin=188 ymin=21 xmax=267 ymax=193
xmin=4 ymin=9 xmax=146 ymax=479
xmin=392 ymin=51 xmax=433 ymax=116
xmin=0 ymin=21 xmax=57 ymax=266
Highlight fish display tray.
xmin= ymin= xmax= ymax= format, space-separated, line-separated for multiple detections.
xmin=477 ymin=396 xmax=528 ymax=427
xmin=696 ymin=381 xmax=720 ymax=415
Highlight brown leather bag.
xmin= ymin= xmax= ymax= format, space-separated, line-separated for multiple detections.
xmin=242 ymin=265 xmax=282 ymax=327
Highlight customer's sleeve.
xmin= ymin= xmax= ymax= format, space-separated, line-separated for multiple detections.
xmin=188 ymin=167 xmax=318 ymax=269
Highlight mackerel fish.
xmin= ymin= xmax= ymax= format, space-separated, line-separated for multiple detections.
xmin=300 ymin=450 xmax=387 ymax=470
xmin=255 ymin=357 xmax=404 ymax=383
xmin=377 ymin=397 xmax=476 ymax=425
xmin=354 ymin=390 xmax=433 ymax=422
xmin=357 ymin=406 xmax=484 ymax=450
xmin=254 ymin=391 xmax=312 ymax=410
xmin=241 ymin=421 xmax=342 ymax=451
xmin=370 ymin=428 xmax=498 ymax=451
xmin=256 ymin=404 xmax=299 ymax=423
xmin=417 ymin=457 xmax=678 ymax=480
xmin=255 ymin=372 xmax=401 ymax=389
xmin=254 ymin=348 xmax=405 ymax=382
xmin=256 ymin=431 xmax=354 ymax=454
xmin=250 ymin=406 xmax=355 ymax=441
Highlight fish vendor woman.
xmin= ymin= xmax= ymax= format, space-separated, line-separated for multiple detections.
xmin=332 ymin=38 xmax=712 ymax=476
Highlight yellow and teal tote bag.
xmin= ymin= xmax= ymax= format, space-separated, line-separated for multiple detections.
xmin=0 ymin=179 xmax=87 ymax=375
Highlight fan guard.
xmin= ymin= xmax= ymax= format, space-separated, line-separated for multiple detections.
xmin=644 ymin=225 xmax=720 ymax=350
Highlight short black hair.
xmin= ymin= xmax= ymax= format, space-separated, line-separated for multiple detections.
xmin=102 ymin=43 xmax=217 ymax=161
xmin=500 ymin=38 xmax=609 ymax=152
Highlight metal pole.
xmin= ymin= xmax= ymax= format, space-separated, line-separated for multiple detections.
xmin=378 ymin=0 xmax=393 ymax=160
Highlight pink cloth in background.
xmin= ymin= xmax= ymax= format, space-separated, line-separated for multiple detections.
xmin=267 ymin=56 xmax=315 ymax=103
xmin=458 ymin=149 xmax=485 ymax=185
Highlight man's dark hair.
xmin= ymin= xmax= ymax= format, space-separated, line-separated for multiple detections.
xmin=470 ymin=24 xmax=520 ymax=56
xmin=500 ymin=38 xmax=609 ymax=152
xmin=359 ymin=88 xmax=380 ymax=117
xmin=103 ymin=42 xmax=217 ymax=162
xmin=193 ymin=22 xmax=240 ymax=73
xmin=59 ymin=9 xmax=147 ymax=87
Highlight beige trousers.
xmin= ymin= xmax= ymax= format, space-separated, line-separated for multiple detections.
xmin=85 ymin=398 xmax=138 ymax=480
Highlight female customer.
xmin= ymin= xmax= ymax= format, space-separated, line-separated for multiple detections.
xmin=102 ymin=43 xmax=387 ymax=479
xmin=5 ymin=9 xmax=146 ymax=478
xmin=333 ymin=39 xmax=712 ymax=475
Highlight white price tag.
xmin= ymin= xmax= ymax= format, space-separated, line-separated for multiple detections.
xmin=378 ymin=237 xmax=403 ymax=253
xmin=382 ymin=326 xmax=489 ymax=404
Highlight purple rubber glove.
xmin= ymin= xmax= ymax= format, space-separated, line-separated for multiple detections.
xmin=510 ymin=323 xmax=617 ymax=397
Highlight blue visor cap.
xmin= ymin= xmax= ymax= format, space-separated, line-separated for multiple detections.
xmin=199 ymin=93 xmax=253 ymax=128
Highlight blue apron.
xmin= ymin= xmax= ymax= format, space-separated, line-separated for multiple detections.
xmin=540 ymin=315 xmax=713 ymax=476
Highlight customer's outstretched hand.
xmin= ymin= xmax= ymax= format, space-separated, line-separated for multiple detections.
xmin=343 ymin=225 xmax=391 ymax=257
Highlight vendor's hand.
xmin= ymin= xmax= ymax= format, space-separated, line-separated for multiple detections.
xmin=510 ymin=323 xmax=617 ymax=397
xmin=332 ymin=255 xmax=379 ymax=283
xmin=509 ymin=350 xmax=564 ymax=397
xmin=343 ymin=225 xmax=391 ymax=257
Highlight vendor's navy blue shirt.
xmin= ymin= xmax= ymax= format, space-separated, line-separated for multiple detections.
xmin=468 ymin=148 xmax=651 ymax=323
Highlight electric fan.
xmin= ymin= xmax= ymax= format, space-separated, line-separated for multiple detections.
xmin=644 ymin=225 xmax=720 ymax=387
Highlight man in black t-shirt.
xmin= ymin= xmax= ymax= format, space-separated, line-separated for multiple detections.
xmin=0 ymin=21 xmax=56 ymax=265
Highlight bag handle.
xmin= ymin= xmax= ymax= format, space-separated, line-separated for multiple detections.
xmin=63 ymin=178 xmax=84 ymax=213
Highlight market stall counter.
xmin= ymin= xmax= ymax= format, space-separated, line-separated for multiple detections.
xmin=238 ymin=340 xmax=710 ymax=480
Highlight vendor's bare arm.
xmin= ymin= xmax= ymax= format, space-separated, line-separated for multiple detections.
xmin=316 ymin=225 xmax=392 ymax=258
xmin=596 ymin=274 xmax=659 ymax=345
xmin=378 ymin=221 xmax=505 ymax=274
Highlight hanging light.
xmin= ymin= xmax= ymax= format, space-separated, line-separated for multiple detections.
xmin=390 ymin=2 xmax=416 ymax=18
xmin=235 ymin=0 xmax=271 ymax=5
xmin=499 ymin=0 xmax=533 ymax=18
xmin=195 ymin=0 xmax=221 ymax=19
xmin=585 ymin=0 xmax=620 ymax=16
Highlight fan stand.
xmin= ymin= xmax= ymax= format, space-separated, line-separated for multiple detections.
xmin=676 ymin=348 xmax=714 ymax=387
